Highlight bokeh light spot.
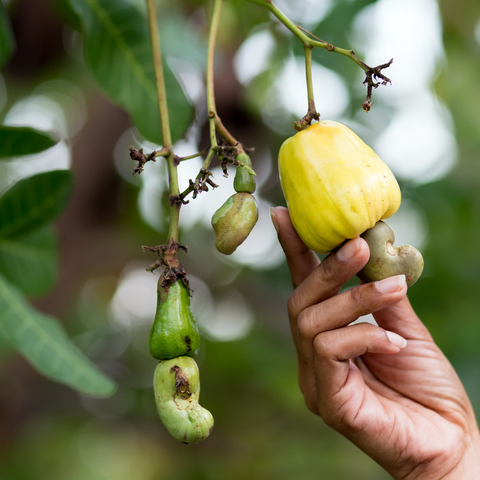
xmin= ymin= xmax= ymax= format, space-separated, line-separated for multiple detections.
xmin=234 ymin=29 xmax=276 ymax=86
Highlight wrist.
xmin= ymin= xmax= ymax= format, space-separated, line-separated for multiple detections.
xmin=445 ymin=432 xmax=480 ymax=479
xmin=405 ymin=431 xmax=480 ymax=480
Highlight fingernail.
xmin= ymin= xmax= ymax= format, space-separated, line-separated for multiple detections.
xmin=337 ymin=237 xmax=360 ymax=262
xmin=375 ymin=274 xmax=406 ymax=294
xmin=270 ymin=206 xmax=279 ymax=233
xmin=386 ymin=330 xmax=407 ymax=349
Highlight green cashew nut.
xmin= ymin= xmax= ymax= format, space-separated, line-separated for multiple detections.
xmin=149 ymin=276 xmax=201 ymax=360
xmin=233 ymin=153 xmax=256 ymax=194
xmin=357 ymin=221 xmax=424 ymax=287
xmin=154 ymin=356 xmax=214 ymax=444
xmin=212 ymin=192 xmax=259 ymax=255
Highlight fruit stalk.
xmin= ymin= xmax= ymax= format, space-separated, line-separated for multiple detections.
xmin=146 ymin=0 xmax=180 ymax=246
xmin=294 ymin=44 xmax=320 ymax=131
xmin=247 ymin=0 xmax=393 ymax=111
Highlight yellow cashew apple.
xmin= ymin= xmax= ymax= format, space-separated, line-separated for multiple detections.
xmin=278 ymin=120 xmax=401 ymax=254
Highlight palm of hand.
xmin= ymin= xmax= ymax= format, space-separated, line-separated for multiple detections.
xmin=350 ymin=330 xmax=473 ymax=478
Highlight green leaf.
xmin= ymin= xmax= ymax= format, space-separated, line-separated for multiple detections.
xmin=0 ymin=226 xmax=58 ymax=297
xmin=0 ymin=274 xmax=116 ymax=397
xmin=69 ymin=0 xmax=193 ymax=145
xmin=0 ymin=126 xmax=59 ymax=159
xmin=0 ymin=170 xmax=73 ymax=239
xmin=0 ymin=2 xmax=15 ymax=68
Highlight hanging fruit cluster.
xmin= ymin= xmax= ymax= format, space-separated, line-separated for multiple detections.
xmin=144 ymin=153 xmax=258 ymax=445
xmin=138 ymin=0 xmax=425 ymax=446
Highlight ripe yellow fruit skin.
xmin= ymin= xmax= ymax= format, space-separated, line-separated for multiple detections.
xmin=279 ymin=120 xmax=401 ymax=254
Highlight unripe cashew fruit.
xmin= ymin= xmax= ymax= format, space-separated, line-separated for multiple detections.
xmin=358 ymin=221 xmax=424 ymax=287
xmin=154 ymin=356 xmax=214 ymax=444
xmin=149 ymin=276 xmax=200 ymax=360
xmin=233 ymin=153 xmax=256 ymax=194
xmin=278 ymin=120 xmax=401 ymax=254
xmin=212 ymin=192 xmax=259 ymax=255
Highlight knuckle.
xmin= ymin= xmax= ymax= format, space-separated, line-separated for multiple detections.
xmin=346 ymin=284 xmax=379 ymax=317
xmin=296 ymin=310 xmax=312 ymax=340
xmin=287 ymin=293 xmax=300 ymax=319
xmin=319 ymin=256 xmax=337 ymax=282
xmin=312 ymin=332 xmax=333 ymax=358
xmin=348 ymin=285 xmax=365 ymax=308
xmin=297 ymin=308 xmax=324 ymax=341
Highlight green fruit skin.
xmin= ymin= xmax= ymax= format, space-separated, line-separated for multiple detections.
xmin=357 ymin=221 xmax=424 ymax=287
xmin=148 ymin=278 xmax=201 ymax=360
xmin=212 ymin=192 xmax=259 ymax=255
xmin=233 ymin=153 xmax=256 ymax=194
xmin=154 ymin=356 xmax=214 ymax=444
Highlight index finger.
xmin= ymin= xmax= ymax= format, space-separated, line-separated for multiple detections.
xmin=271 ymin=206 xmax=320 ymax=288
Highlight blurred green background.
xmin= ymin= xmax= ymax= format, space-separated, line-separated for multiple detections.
xmin=1 ymin=0 xmax=480 ymax=478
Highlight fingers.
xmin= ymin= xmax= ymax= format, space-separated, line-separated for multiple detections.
xmin=310 ymin=322 xmax=407 ymax=422
xmin=295 ymin=276 xmax=407 ymax=406
xmin=287 ymin=236 xmax=370 ymax=321
xmin=297 ymin=276 xmax=407 ymax=346
xmin=270 ymin=206 xmax=320 ymax=288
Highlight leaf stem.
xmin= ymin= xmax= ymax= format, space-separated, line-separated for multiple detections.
xmin=146 ymin=0 xmax=180 ymax=246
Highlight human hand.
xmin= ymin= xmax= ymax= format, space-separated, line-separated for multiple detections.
xmin=271 ymin=206 xmax=480 ymax=479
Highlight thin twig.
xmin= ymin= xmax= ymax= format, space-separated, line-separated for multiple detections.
xmin=146 ymin=0 xmax=181 ymax=258
xmin=249 ymin=0 xmax=393 ymax=111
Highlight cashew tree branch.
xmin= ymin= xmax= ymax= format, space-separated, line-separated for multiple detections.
xmin=248 ymin=0 xmax=393 ymax=116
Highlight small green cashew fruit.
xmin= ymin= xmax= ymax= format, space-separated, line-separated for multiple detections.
xmin=154 ymin=356 xmax=214 ymax=444
xmin=149 ymin=276 xmax=201 ymax=360
xmin=357 ymin=221 xmax=424 ymax=287
xmin=233 ymin=153 xmax=256 ymax=194
xmin=212 ymin=192 xmax=259 ymax=255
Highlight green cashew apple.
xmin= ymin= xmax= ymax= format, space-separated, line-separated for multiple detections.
xmin=154 ymin=356 xmax=214 ymax=444
xmin=148 ymin=275 xmax=200 ymax=360
xmin=358 ymin=221 xmax=424 ymax=287
xmin=212 ymin=192 xmax=259 ymax=255
xmin=233 ymin=153 xmax=256 ymax=194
